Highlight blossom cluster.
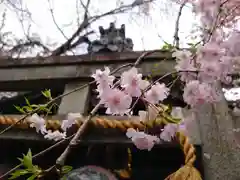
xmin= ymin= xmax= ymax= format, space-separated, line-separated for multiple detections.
xmin=91 ymin=67 xmax=194 ymax=151
xmin=28 ymin=112 xmax=83 ymax=141
xmin=92 ymin=67 xmax=170 ymax=115
xmin=172 ymin=0 xmax=240 ymax=107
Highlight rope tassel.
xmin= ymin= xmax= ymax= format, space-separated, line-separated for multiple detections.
xmin=164 ymin=132 xmax=202 ymax=180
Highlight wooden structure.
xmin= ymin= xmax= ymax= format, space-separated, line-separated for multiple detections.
xmin=0 ymin=50 xmax=205 ymax=179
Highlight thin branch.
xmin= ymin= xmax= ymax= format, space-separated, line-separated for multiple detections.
xmin=47 ymin=0 xmax=68 ymax=41
xmin=173 ymin=0 xmax=187 ymax=49
xmin=79 ymin=0 xmax=91 ymax=20
xmin=8 ymin=40 xmax=50 ymax=54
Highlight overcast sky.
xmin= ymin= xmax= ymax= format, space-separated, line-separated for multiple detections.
xmin=1 ymin=0 xmax=197 ymax=54
xmin=0 ymin=0 xmax=239 ymax=101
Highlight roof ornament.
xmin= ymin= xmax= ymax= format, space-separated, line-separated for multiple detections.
xmin=88 ymin=22 xmax=134 ymax=53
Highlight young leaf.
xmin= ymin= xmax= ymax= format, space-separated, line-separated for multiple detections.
xmin=61 ymin=165 xmax=73 ymax=174
xmin=22 ymin=149 xmax=33 ymax=169
xmin=14 ymin=105 xmax=26 ymax=114
xmin=9 ymin=169 xmax=29 ymax=179
xmin=24 ymin=97 xmax=31 ymax=106
xmin=42 ymin=89 xmax=52 ymax=99
xmin=27 ymin=174 xmax=37 ymax=180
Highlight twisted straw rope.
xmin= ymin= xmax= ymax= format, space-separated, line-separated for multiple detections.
xmin=0 ymin=115 xmax=202 ymax=179
xmin=0 ymin=115 xmax=164 ymax=131
xmin=0 ymin=115 xmax=196 ymax=165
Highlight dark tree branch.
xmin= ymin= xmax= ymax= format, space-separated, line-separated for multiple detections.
xmin=9 ymin=40 xmax=50 ymax=54
xmin=51 ymin=0 xmax=154 ymax=56
xmin=173 ymin=0 xmax=187 ymax=49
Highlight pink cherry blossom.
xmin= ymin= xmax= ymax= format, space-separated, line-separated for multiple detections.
xmin=175 ymin=56 xmax=197 ymax=82
xmin=183 ymin=80 xmax=221 ymax=107
xmin=29 ymin=113 xmax=47 ymax=135
xmin=92 ymin=67 xmax=115 ymax=86
xmin=61 ymin=113 xmax=83 ymax=131
xmin=197 ymin=42 xmax=224 ymax=61
xmin=198 ymin=61 xmax=222 ymax=82
xmin=126 ymin=128 xmax=160 ymax=151
xmin=92 ymin=67 xmax=115 ymax=100
xmin=104 ymin=88 xmax=132 ymax=115
xmin=121 ymin=67 xmax=143 ymax=97
xmin=172 ymin=49 xmax=192 ymax=61
xmin=160 ymin=123 xmax=179 ymax=142
xmin=144 ymin=83 xmax=169 ymax=104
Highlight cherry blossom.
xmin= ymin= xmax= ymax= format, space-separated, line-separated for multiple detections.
xmin=92 ymin=67 xmax=115 ymax=86
xmin=175 ymin=56 xmax=197 ymax=82
xmin=29 ymin=113 xmax=47 ymax=135
xmin=92 ymin=67 xmax=115 ymax=101
xmin=61 ymin=113 xmax=83 ymax=131
xmin=183 ymin=80 xmax=221 ymax=107
xmin=126 ymin=128 xmax=160 ymax=151
xmin=121 ymin=67 xmax=143 ymax=97
xmin=172 ymin=49 xmax=192 ymax=61
xmin=160 ymin=123 xmax=179 ymax=142
xmin=145 ymin=82 xmax=169 ymax=104
xmin=44 ymin=130 xmax=66 ymax=141
xmin=103 ymin=88 xmax=132 ymax=115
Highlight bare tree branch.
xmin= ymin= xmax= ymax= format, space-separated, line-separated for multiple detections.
xmin=79 ymin=0 xmax=91 ymax=20
xmin=47 ymin=0 xmax=69 ymax=41
xmin=173 ymin=0 xmax=187 ymax=49
xmin=51 ymin=0 xmax=154 ymax=56
xmin=8 ymin=40 xmax=50 ymax=54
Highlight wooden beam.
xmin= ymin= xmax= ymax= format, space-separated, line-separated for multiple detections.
xmin=0 ymin=60 xmax=175 ymax=86
xmin=0 ymin=50 xmax=172 ymax=67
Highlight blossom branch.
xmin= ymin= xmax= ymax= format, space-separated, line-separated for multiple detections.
xmin=54 ymin=50 xmax=156 ymax=168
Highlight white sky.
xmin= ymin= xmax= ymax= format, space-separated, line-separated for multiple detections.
xmin=1 ymin=0 xmax=197 ymax=54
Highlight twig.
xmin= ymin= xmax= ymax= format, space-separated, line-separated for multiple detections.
xmin=55 ymin=103 xmax=101 ymax=167
xmin=173 ymin=0 xmax=187 ymax=49
xmin=79 ymin=0 xmax=91 ymax=20
xmin=47 ymin=0 xmax=69 ymax=41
